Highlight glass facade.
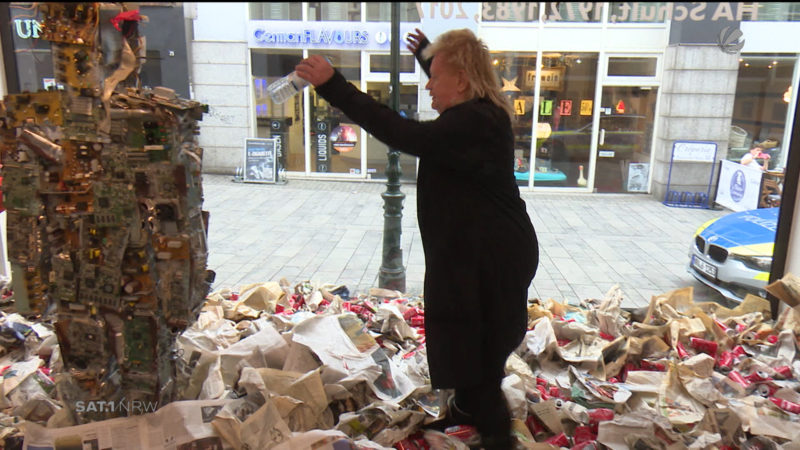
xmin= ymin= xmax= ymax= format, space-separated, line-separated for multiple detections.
xmin=536 ymin=53 xmax=600 ymax=188
xmin=236 ymin=2 xmax=800 ymax=196
xmin=251 ymin=49 xmax=305 ymax=172
xmin=729 ymin=55 xmax=797 ymax=169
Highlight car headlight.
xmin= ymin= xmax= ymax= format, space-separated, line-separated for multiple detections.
xmin=730 ymin=254 xmax=772 ymax=272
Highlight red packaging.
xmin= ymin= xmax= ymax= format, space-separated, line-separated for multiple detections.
xmin=689 ymin=337 xmax=718 ymax=355
xmin=607 ymin=377 xmax=619 ymax=384
xmin=676 ymin=341 xmax=689 ymax=359
xmin=767 ymin=335 xmax=779 ymax=344
xmin=640 ymin=360 xmax=666 ymax=371
xmin=728 ymin=371 xmax=752 ymax=389
xmin=274 ymin=304 xmax=285 ymax=314
xmin=588 ymin=408 xmax=614 ymax=429
xmin=599 ymin=332 xmax=615 ymax=341
xmin=745 ymin=370 xmax=771 ymax=383
xmin=573 ymin=425 xmax=596 ymax=444
xmin=525 ymin=415 xmax=547 ymax=438
xmin=756 ymin=383 xmax=779 ymax=397
xmin=410 ymin=316 xmax=425 ymax=327
xmin=536 ymin=384 xmax=551 ymax=401
xmin=536 ymin=377 xmax=548 ymax=386
xmin=444 ymin=425 xmax=479 ymax=442
xmin=716 ymin=351 xmax=734 ymax=370
xmin=736 ymin=323 xmax=747 ymax=333
xmin=557 ymin=339 xmax=572 ymax=346
xmin=731 ymin=345 xmax=747 ymax=358
xmin=403 ymin=307 xmax=422 ymax=320
xmin=546 ymin=432 xmax=570 ymax=447
xmin=774 ymin=366 xmax=793 ymax=379
xmin=769 ymin=397 xmax=800 ymax=414
xmin=229 ymin=292 xmax=239 ymax=301
xmin=549 ymin=385 xmax=561 ymax=399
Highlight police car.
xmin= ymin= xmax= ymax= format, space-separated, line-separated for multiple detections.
xmin=688 ymin=207 xmax=778 ymax=302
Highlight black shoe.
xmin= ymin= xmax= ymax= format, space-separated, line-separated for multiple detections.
xmin=423 ymin=395 xmax=476 ymax=432
xmin=447 ymin=395 xmax=475 ymax=425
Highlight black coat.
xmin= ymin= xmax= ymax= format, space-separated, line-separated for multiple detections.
xmin=316 ymin=70 xmax=538 ymax=389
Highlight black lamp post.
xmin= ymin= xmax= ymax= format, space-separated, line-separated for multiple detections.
xmin=378 ymin=3 xmax=406 ymax=292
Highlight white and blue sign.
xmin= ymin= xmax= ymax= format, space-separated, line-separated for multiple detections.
xmin=716 ymin=159 xmax=762 ymax=212
xmin=244 ymin=138 xmax=278 ymax=183
xmin=248 ymin=21 xmax=419 ymax=51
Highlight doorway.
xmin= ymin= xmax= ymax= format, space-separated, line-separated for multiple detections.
xmin=594 ymin=86 xmax=658 ymax=193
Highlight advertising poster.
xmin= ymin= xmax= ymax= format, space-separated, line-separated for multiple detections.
xmin=243 ymin=138 xmax=277 ymax=183
xmin=716 ymin=159 xmax=762 ymax=212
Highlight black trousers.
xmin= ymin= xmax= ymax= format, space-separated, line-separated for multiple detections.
xmin=454 ymin=378 xmax=513 ymax=449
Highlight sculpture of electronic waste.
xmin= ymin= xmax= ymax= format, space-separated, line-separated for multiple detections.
xmin=0 ymin=3 xmax=213 ymax=423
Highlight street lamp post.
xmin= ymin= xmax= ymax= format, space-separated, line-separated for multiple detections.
xmin=378 ymin=3 xmax=406 ymax=292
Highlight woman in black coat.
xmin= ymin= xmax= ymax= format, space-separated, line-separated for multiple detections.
xmin=296 ymin=28 xmax=538 ymax=449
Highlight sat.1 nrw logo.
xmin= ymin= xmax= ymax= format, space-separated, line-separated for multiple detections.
xmin=730 ymin=169 xmax=746 ymax=202
xmin=718 ymin=26 xmax=744 ymax=54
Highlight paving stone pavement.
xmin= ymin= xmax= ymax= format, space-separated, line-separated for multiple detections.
xmin=201 ymin=174 xmax=729 ymax=310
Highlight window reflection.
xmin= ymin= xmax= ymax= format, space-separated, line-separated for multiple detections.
xmin=730 ymin=55 xmax=796 ymax=170
xmin=250 ymin=50 xmax=304 ymax=172
xmin=490 ymin=52 xmax=537 ymax=187
xmin=365 ymin=83 xmax=418 ymax=181
xmin=308 ymin=50 xmax=362 ymax=174
xmin=307 ymin=2 xmax=360 ymax=21
xmin=538 ymin=53 xmax=599 ymax=187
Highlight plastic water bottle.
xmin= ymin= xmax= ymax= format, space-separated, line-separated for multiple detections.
xmin=266 ymin=71 xmax=310 ymax=104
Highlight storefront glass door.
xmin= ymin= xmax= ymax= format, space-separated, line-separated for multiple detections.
xmin=593 ymin=86 xmax=658 ymax=193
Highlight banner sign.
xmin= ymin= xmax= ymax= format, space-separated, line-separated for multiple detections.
xmin=715 ymin=159 xmax=762 ymax=212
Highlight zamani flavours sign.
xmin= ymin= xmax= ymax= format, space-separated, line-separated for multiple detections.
xmin=248 ymin=21 xmax=418 ymax=51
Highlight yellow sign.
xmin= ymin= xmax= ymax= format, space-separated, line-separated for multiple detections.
xmin=514 ymin=99 xmax=526 ymax=115
xmin=580 ymin=100 xmax=593 ymax=116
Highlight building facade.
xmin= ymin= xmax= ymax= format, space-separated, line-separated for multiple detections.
xmin=185 ymin=2 xmax=799 ymax=200
xmin=2 ymin=2 xmax=798 ymax=197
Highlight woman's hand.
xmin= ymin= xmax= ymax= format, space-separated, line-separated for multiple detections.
xmin=405 ymin=28 xmax=427 ymax=54
xmin=295 ymin=55 xmax=335 ymax=87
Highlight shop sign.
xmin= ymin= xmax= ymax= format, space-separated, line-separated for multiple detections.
xmin=514 ymin=99 xmax=526 ymax=115
xmin=14 ymin=19 xmax=42 ymax=39
xmin=559 ymin=100 xmax=572 ymax=116
xmin=330 ymin=125 xmax=357 ymax=153
xmin=249 ymin=21 xmax=418 ymax=51
xmin=716 ymin=160 xmax=761 ymax=212
xmin=580 ymin=100 xmax=593 ymax=116
xmin=524 ymin=67 xmax=565 ymax=91
xmin=243 ymin=138 xmax=278 ymax=184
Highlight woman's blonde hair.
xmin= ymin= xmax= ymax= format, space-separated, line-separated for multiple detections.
xmin=423 ymin=29 xmax=513 ymax=119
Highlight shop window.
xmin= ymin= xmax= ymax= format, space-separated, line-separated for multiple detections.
xmin=481 ymin=3 xmax=540 ymax=22
xmin=249 ymin=3 xmax=301 ymax=20
xmin=740 ymin=2 xmax=800 ymax=21
xmin=536 ymin=53 xmax=599 ymax=188
xmin=607 ymin=57 xmax=657 ymax=76
xmin=490 ymin=52 xmax=537 ymax=186
xmin=308 ymin=50 xmax=362 ymax=174
xmin=365 ymin=83 xmax=418 ymax=182
xmin=251 ymin=50 xmax=305 ymax=172
xmin=366 ymin=3 xmax=420 ymax=22
xmin=369 ymin=54 xmax=416 ymax=73
xmin=729 ymin=55 xmax=796 ymax=170
xmin=543 ymin=2 xmax=603 ymax=23
xmin=307 ymin=2 xmax=361 ymax=21
xmin=608 ymin=2 xmax=669 ymax=23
